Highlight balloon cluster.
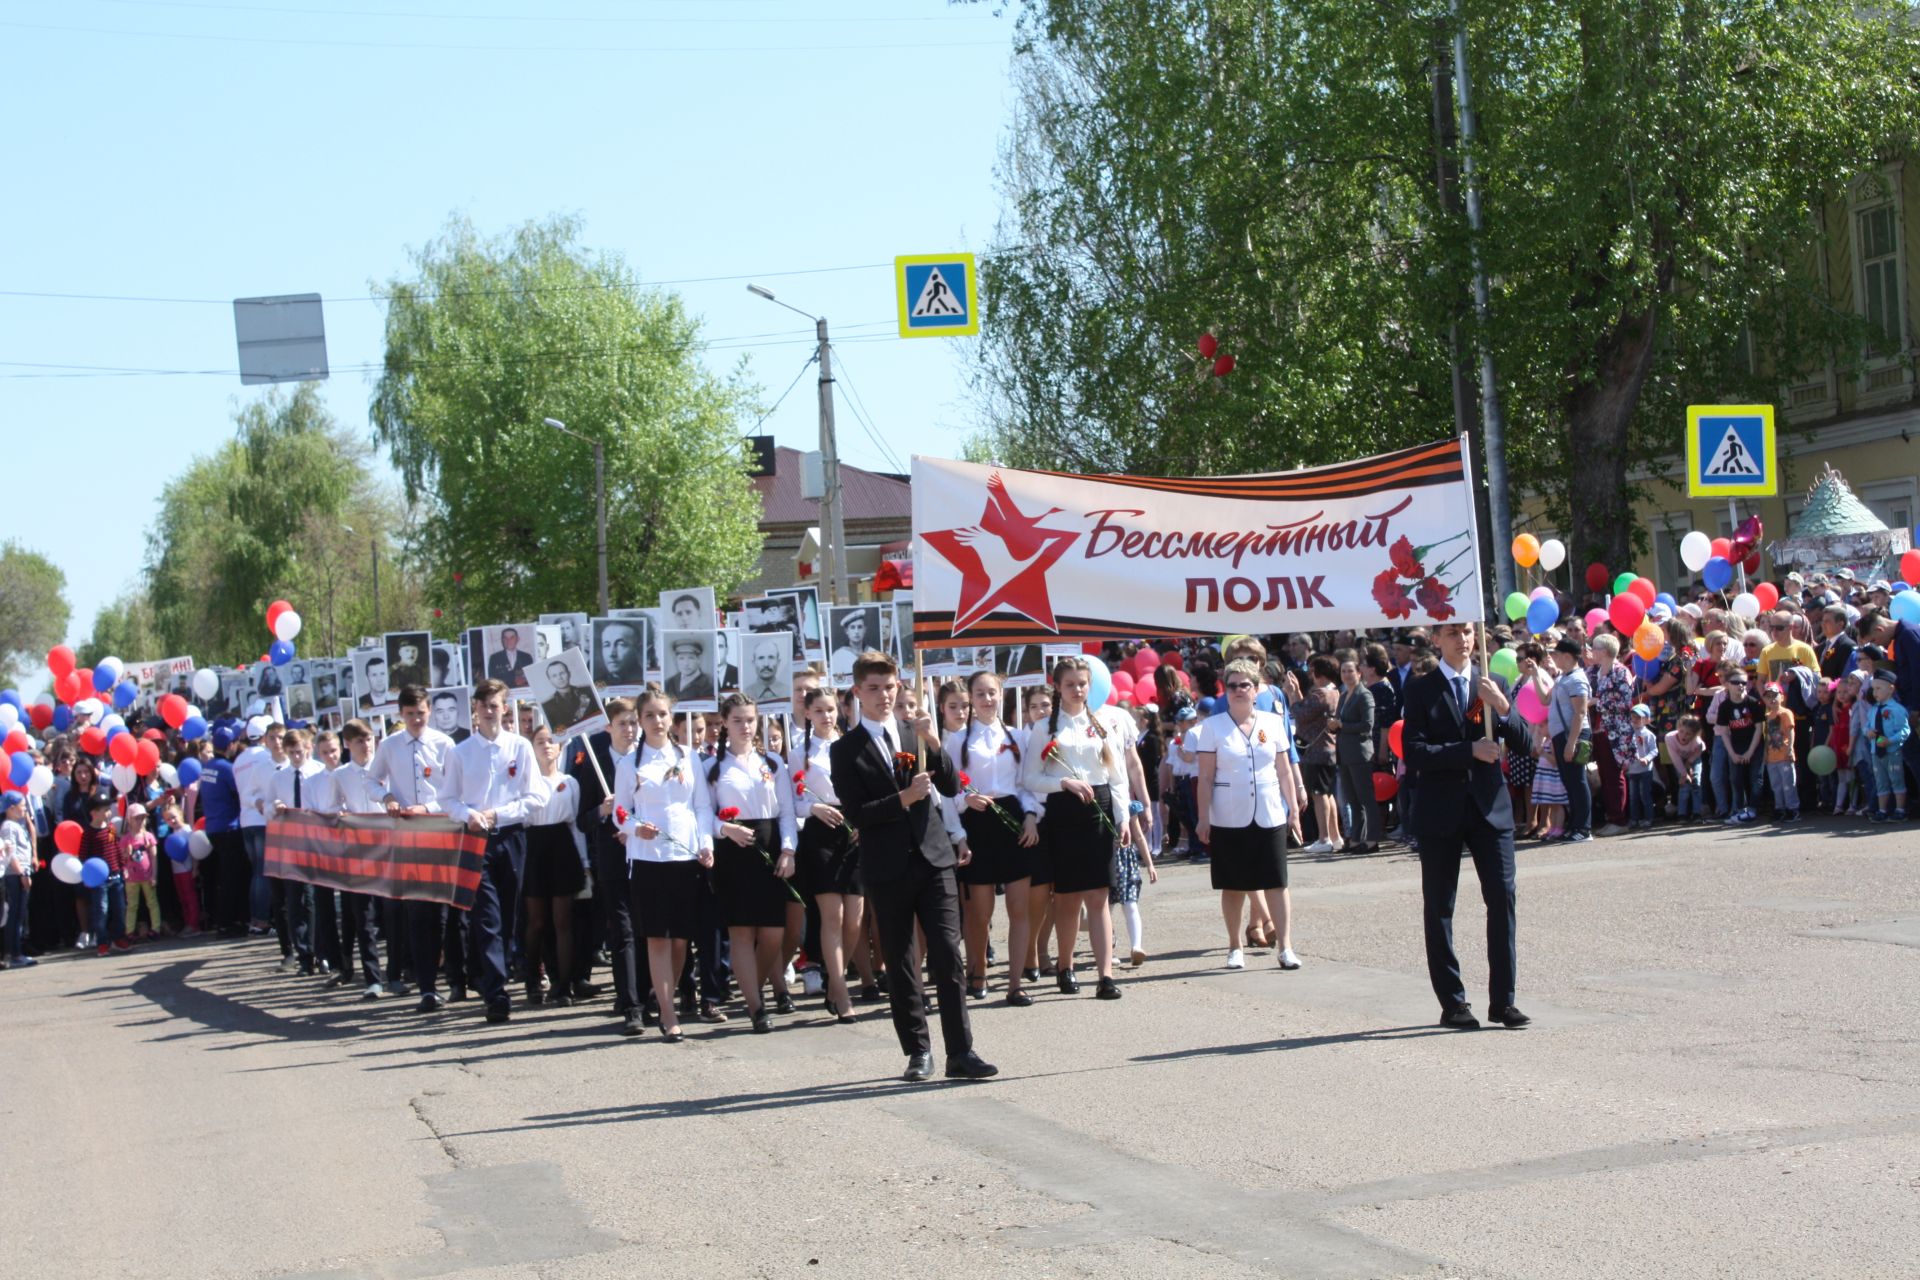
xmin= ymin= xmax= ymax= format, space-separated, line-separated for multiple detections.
xmin=1510 ymin=534 xmax=1566 ymax=574
xmin=264 ymin=599 xmax=302 ymax=665
xmin=1077 ymin=645 xmax=1185 ymax=711
xmin=1197 ymin=332 xmax=1235 ymax=378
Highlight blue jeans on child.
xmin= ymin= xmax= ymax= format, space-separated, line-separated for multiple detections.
xmin=1871 ymin=747 xmax=1905 ymax=799
xmin=88 ymin=874 xmax=126 ymax=946
xmin=1675 ymin=763 xmax=1702 ymax=819
xmin=1628 ymin=771 xmax=1653 ymax=824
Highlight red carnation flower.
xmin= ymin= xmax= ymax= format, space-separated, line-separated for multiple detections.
xmin=957 ymin=771 xmax=972 ymax=788
xmin=1415 ymin=576 xmax=1456 ymax=621
xmin=1372 ymin=569 xmax=1415 ymax=621
xmin=717 ymin=806 xmax=741 ymax=821
xmin=1389 ymin=534 xmax=1424 ymax=579
xmin=614 ymin=805 xmax=629 ymax=824
xmin=573 ymin=751 xmax=584 ymax=765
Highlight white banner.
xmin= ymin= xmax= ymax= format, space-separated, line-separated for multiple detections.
xmin=911 ymin=439 xmax=1485 ymax=644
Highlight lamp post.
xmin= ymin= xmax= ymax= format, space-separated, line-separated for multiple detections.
xmin=543 ymin=417 xmax=610 ymax=615
xmin=747 ymin=284 xmax=846 ymax=607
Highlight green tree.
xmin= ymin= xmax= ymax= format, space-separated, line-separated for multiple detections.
xmin=371 ymin=215 xmax=765 ymax=622
xmin=968 ymin=0 xmax=1920 ymax=572
xmin=77 ymin=588 xmax=163 ymax=671
xmin=0 ymin=542 xmax=70 ymax=689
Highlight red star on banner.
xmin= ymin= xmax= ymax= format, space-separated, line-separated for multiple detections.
xmin=922 ymin=473 xmax=1080 ymax=635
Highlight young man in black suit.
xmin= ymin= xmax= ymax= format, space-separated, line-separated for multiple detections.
xmin=828 ymin=649 xmax=997 ymax=1083
xmin=1401 ymin=621 xmax=1533 ymax=1031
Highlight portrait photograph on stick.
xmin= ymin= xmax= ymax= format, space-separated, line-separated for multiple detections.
xmin=431 ymin=642 xmax=462 ymax=689
xmin=660 ymin=630 xmax=716 ymax=711
xmin=740 ymin=631 xmax=794 ymax=706
xmin=743 ymin=595 xmax=806 ymax=663
xmin=591 ymin=615 xmax=648 ymax=692
xmin=713 ymin=627 xmax=742 ymax=694
xmin=353 ymin=646 xmax=395 ymax=714
xmin=528 ymin=647 xmax=607 ymax=739
xmin=827 ymin=604 xmax=881 ymax=682
xmin=482 ymin=623 xmax=538 ymax=688
xmin=659 ymin=587 xmax=716 ymax=635
xmin=540 ymin=611 xmax=589 ymax=654
xmin=770 ymin=585 xmax=823 ymax=660
xmin=428 ymin=686 xmax=472 ymax=743
xmin=384 ymin=631 xmax=432 ymax=692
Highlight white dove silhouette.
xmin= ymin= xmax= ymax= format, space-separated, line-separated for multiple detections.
xmin=949 ymin=525 xmax=1046 ymax=627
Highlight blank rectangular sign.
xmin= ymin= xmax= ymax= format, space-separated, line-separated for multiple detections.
xmin=234 ymin=293 xmax=328 ymax=384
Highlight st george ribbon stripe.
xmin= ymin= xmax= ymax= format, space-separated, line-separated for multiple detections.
xmin=265 ymin=811 xmax=487 ymax=911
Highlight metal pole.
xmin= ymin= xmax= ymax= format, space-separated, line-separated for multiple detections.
xmin=817 ymin=317 xmax=848 ymax=608
xmin=1452 ymin=0 xmax=1515 ymax=604
xmin=594 ymin=438 xmax=609 ymax=615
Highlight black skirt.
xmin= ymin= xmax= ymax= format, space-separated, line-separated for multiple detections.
xmin=1042 ymin=785 xmax=1113 ymax=894
xmin=628 ymin=858 xmax=704 ymax=940
xmin=711 ymin=817 xmax=793 ymax=929
xmin=958 ymin=798 xmax=1031 ymax=887
xmin=796 ymin=814 xmax=860 ymax=898
xmin=1208 ymin=821 xmax=1288 ymax=891
xmin=521 ymin=822 xmax=587 ymax=898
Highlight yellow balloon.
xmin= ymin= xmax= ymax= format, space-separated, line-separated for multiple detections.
xmin=1511 ymin=533 xmax=1541 ymax=568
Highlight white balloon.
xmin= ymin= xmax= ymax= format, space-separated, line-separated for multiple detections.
xmin=1679 ymin=530 xmax=1713 ymax=573
xmin=111 ymin=762 xmax=137 ymax=793
xmin=191 ymin=668 xmax=219 ymax=700
xmin=1537 ymin=538 xmax=1567 ymax=572
xmin=50 ymin=852 xmax=82 ymax=885
xmin=188 ymin=829 xmax=213 ymax=861
xmin=100 ymin=656 xmax=125 ymax=681
xmin=99 ymin=713 xmax=125 ymax=733
xmin=1731 ymin=592 xmax=1761 ymax=620
xmin=274 ymin=610 xmax=303 ymax=643
xmin=0 ymin=705 xmax=16 ymax=731
xmin=27 ymin=764 xmax=52 ymax=798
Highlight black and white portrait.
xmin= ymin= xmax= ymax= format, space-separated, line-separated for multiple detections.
xmin=534 ymin=624 xmax=562 ymax=662
xmin=384 ymin=631 xmax=432 ymax=693
xmin=482 ymin=623 xmax=537 ymax=689
xmin=893 ymin=596 xmax=917 ymax=662
xmin=744 ymin=596 xmax=806 ymax=663
xmin=286 ymin=682 xmax=316 ymax=722
xmin=431 ymin=642 xmax=462 ymax=689
xmin=529 ymin=648 xmax=606 ymax=740
xmin=254 ymin=662 xmax=284 ymax=700
xmin=659 ymin=587 xmax=716 ymax=635
xmin=540 ymin=612 xmax=589 ymax=654
xmin=1000 ymin=645 xmax=1046 ymax=687
xmin=353 ymin=647 xmax=395 ymax=714
xmin=661 ymin=630 xmax=716 ymax=710
xmin=770 ymin=586 xmax=823 ymax=661
xmin=210 ymin=672 xmax=247 ymax=719
xmin=591 ymin=615 xmax=648 ymax=690
xmin=827 ymin=604 xmax=882 ymax=681
xmin=713 ymin=628 xmax=742 ymax=693
xmin=741 ymin=632 xmax=794 ymax=706
xmin=310 ymin=660 xmax=339 ymax=711
xmin=428 ymin=686 xmax=472 ymax=744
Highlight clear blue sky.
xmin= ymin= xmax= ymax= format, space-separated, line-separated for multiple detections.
xmin=0 ymin=0 xmax=1014 ymax=664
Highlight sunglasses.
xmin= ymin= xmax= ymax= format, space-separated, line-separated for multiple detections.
xmin=1726 ymin=680 xmax=1749 ymax=687
xmin=1225 ymin=681 xmax=1256 ymax=691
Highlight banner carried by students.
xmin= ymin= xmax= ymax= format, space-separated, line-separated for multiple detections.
xmin=911 ymin=438 xmax=1485 ymax=645
xmin=265 ymin=812 xmax=487 ymax=911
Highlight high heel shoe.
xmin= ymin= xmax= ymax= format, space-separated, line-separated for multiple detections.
xmin=1005 ymin=989 xmax=1033 ymax=1007
xmin=1056 ymin=968 xmax=1080 ymax=995
xmin=835 ymin=1004 xmax=857 ymax=1024
xmin=1095 ymin=976 xmax=1122 ymax=1000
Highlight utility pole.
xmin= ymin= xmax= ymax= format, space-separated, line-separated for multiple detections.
xmin=1452 ymin=0 xmax=1516 ymax=602
xmin=543 ymin=417 xmax=610 ymax=615
xmin=816 ymin=316 xmax=848 ymax=608
xmin=371 ymin=534 xmax=381 ymax=632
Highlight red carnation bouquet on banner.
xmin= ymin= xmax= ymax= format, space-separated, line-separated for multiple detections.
xmin=1373 ymin=531 xmax=1471 ymax=623
xmin=956 ymin=770 xmax=1022 ymax=834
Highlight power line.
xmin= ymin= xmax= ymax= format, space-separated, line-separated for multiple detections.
xmin=748 ymin=353 xmax=819 ymax=435
xmin=827 ymin=345 xmax=907 ymax=473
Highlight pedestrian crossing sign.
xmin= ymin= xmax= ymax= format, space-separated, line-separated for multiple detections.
xmin=1686 ymin=404 xmax=1776 ymax=497
xmin=895 ymin=253 xmax=979 ymax=339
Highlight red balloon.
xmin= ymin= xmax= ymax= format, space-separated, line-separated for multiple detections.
xmin=78 ymin=726 xmax=106 ymax=756
xmin=55 ymin=671 xmax=84 ymax=705
xmin=27 ymin=704 xmax=51 ymax=730
xmin=1372 ymin=772 xmax=1399 ymax=802
xmin=46 ymin=645 xmax=75 ymax=679
xmin=1112 ymin=686 xmax=1133 ymax=706
xmin=1742 ymin=552 xmax=1761 ymax=575
xmin=1710 ymin=537 xmax=1732 ymax=560
xmin=2 ymin=729 xmax=26 ymax=756
xmin=159 ymin=694 xmax=187 ymax=729
xmin=1585 ymin=563 xmax=1610 ymax=592
xmin=1212 ymin=354 xmax=1236 ymax=377
xmin=1197 ymin=333 xmax=1218 ymax=359
xmin=1627 ymin=577 xmax=1656 ymax=606
xmin=265 ymin=599 xmax=292 ymax=632
xmin=108 ymin=732 xmax=137 ymax=767
xmin=1902 ymin=549 xmax=1920 ymax=585
xmin=54 ymin=820 xmax=83 ymax=855
xmin=134 ymin=740 xmax=161 ymax=776
xmin=1162 ymin=649 xmax=1184 ymax=671
xmin=1609 ymin=592 xmax=1647 ymax=634
xmin=1111 ymin=670 xmax=1136 ymax=694
xmin=1135 ymin=648 xmax=1161 ymax=673
xmin=1387 ymin=719 xmax=1405 ymax=757
xmin=1753 ymin=582 xmax=1780 ymax=611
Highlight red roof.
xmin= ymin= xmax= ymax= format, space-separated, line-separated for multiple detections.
xmin=755 ymin=446 xmax=912 ymax=525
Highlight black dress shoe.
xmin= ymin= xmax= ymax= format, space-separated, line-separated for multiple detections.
xmin=570 ymin=979 xmax=601 ymax=999
xmin=448 ymin=985 xmax=469 ymax=1002
xmin=547 ymin=990 xmax=573 ymax=1008
xmin=856 ymin=983 xmax=882 ymax=1003
xmin=416 ymin=992 xmax=446 ymax=1013
xmin=484 ymin=1003 xmax=510 ymax=1024
xmin=966 ymin=982 xmax=987 ymax=1000
xmin=1004 ymin=990 xmax=1033 ymax=1008
xmin=642 ymin=1004 xmax=661 ymax=1026
xmin=750 ymin=1010 xmax=773 ymax=1034
xmin=1021 ymin=967 xmax=1039 ymax=983
xmin=620 ymin=1009 xmax=645 ymax=1036
xmin=524 ymin=985 xmax=545 ymax=1007
xmin=1056 ymin=969 xmax=1080 ymax=995
xmin=1439 ymin=1004 xmax=1481 ymax=1030
xmin=903 ymin=1051 xmax=934 ymax=1081
xmin=1487 ymin=1004 xmax=1532 ymax=1029
xmin=774 ymin=992 xmax=797 ymax=1015
xmin=945 ymin=1050 xmax=999 ymax=1080
xmin=1095 ymin=976 xmax=1122 ymax=1000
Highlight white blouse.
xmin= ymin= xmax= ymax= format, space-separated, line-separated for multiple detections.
xmin=787 ymin=731 xmax=842 ymax=818
xmin=710 ymin=749 xmax=798 ymax=853
xmin=1195 ymin=709 xmax=1290 ymax=829
xmin=524 ymin=771 xmax=579 ymax=828
xmin=943 ymin=720 xmax=1034 ymax=805
xmin=615 ymin=741 xmax=713 ymax=864
xmin=1019 ymin=707 xmax=1126 ymax=795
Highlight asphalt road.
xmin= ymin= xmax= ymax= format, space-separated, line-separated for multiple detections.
xmin=4 ymin=819 xmax=1916 ymax=1279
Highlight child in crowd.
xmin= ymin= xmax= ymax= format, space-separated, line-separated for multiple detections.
xmin=1 ymin=794 xmax=36 ymax=968
xmin=1664 ymin=715 xmax=1706 ymax=823
xmin=1530 ymin=715 xmax=1567 ymax=837
xmin=1867 ymin=669 xmax=1909 ymax=822
xmin=1760 ymin=683 xmax=1800 ymax=822
xmin=1829 ymin=674 xmax=1858 ymax=815
xmin=1715 ymin=671 xmax=1761 ymax=824
xmin=1850 ymin=669 xmax=1879 ymax=816
xmin=1809 ymin=678 xmax=1837 ymax=813
xmin=81 ymin=794 xmax=129 ymax=956
xmin=158 ymin=798 xmax=201 ymax=936
xmin=121 ymin=803 xmax=163 ymax=940
xmin=1626 ymin=704 xmax=1659 ymax=829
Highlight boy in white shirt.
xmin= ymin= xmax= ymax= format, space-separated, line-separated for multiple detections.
xmin=268 ymin=729 xmax=329 ymax=976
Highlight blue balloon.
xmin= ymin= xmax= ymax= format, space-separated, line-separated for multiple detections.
xmin=177 ymin=757 xmax=202 ymax=787
xmin=1896 ymin=582 xmax=1913 ymax=595
xmin=164 ymin=831 xmax=192 ymax=862
xmin=1083 ymin=654 xmax=1112 ymax=710
xmin=7 ymin=750 xmax=32 ymax=786
xmin=1526 ymin=595 xmax=1559 ymax=632
xmin=1892 ymin=590 xmax=1920 ymax=626
xmin=105 ymin=725 xmax=125 ymax=745
xmin=180 ymin=714 xmax=208 ymax=741
xmin=113 ymin=679 xmax=139 ymax=709
xmin=52 ymin=705 xmax=71 ymax=732
xmin=92 ymin=664 xmax=116 ymax=693
xmin=1702 ymin=556 xmax=1733 ymax=591
xmin=1198 ymin=695 xmax=1222 ymax=716
xmin=1655 ymin=593 xmax=1678 ymax=611
xmin=269 ymin=639 xmax=296 ymax=666
xmin=0 ymin=690 xmax=21 ymax=713
xmin=80 ymin=856 xmax=109 ymax=889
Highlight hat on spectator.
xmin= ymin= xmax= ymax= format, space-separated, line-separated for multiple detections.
xmin=1869 ymin=579 xmax=1892 ymax=593
xmin=126 ymin=803 xmax=147 ymax=819
xmin=1859 ymin=643 xmax=1888 ymax=661
xmin=1871 ymin=667 xmax=1898 ymax=686
xmin=1679 ymin=603 xmax=1704 ymax=619
xmin=1761 ymin=682 xmax=1782 ymax=695
xmin=211 ymin=726 xmax=235 ymax=751
xmin=245 ymin=715 xmax=271 ymax=741
xmin=1630 ymin=703 xmax=1652 ymax=717
xmin=1835 ymin=567 xmax=1856 ymax=581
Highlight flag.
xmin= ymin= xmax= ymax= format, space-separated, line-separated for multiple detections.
xmin=265 ymin=812 xmax=486 ymax=911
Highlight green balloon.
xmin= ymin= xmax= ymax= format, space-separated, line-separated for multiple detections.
xmin=1613 ymin=571 xmax=1637 ymax=595
xmin=1504 ymin=591 xmax=1529 ymax=621
xmin=1489 ymin=648 xmax=1520 ymax=682
xmin=1807 ymin=745 xmax=1838 ymax=776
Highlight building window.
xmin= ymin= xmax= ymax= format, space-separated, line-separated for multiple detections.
xmin=1652 ymin=515 xmax=1692 ymax=590
xmin=1858 ymin=203 xmax=1902 ymax=356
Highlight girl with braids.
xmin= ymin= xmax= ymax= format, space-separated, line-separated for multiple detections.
xmin=615 ymin=686 xmax=715 ymax=1043
xmin=1018 ymin=684 xmax=1057 ymax=978
xmin=1018 ymin=657 xmax=1126 ymax=1000
xmin=789 ymin=686 xmax=866 ymax=1022
xmin=943 ymin=670 xmax=1041 ymax=1006
xmin=520 ymin=725 xmax=585 ymax=1009
xmin=707 ymin=693 xmax=800 ymax=1033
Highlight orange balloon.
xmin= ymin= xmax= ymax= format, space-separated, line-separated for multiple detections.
xmin=1633 ymin=621 xmax=1664 ymax=661
xmin=1511 ymin=533 xmax=1541 ymax=568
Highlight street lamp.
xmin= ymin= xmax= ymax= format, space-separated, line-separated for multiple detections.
xmin=544 ymin=417 xmax=609 ymax=616
xmin=747 ymin=284 xmax=847 ymax=608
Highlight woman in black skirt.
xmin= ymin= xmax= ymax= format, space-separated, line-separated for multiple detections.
xmin=1019 ymin=685 xmax=1057 ymax=979
xmin=1196 ymin=659 xmax=1305 ymax=972
xmin=1019 ymin=658 xmax=1126 ymax=1000
xmin=616 ymin=686 xmax=715 ymax=1043
xmin=944 ymin=670 xmax=1040 ymax=1007
xmin=521 ymin=725 xmax=587 ymax=1006
xmin=788 ymin=686 xmax=863 ymax=1023
xmin=706 ymin=693 xmax=799 ymax=1033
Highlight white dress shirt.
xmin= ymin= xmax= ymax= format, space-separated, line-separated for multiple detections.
xmin=859 ymin=715 xmax=902 ymax=759
xmin=616 ymin=740 xmax=713 ymax=863
xmin=367 ymin=727 xmax=458 ymax=812
xmin=1095 ymin=705 xmax=1139 ymax=830
xmin=524 ymin=770 xmax=579 ymax=828
xmin=329 ymin=760 xmax=389 ymax=814
xmin=787 ymin=730 xmax=842 ymax=818
xmin=270 ymin=758 xmax=330 ymax=813
xmin=1195 ymin=709 xmax=1290 ymax=829
xmin=1019 ymin=708 xmax=1125 ymax=795
xmin=442 ymin=729 xmax=537 ymax=828
xmin=710 ymin=748 xmax=798 ymax=852
xmin=233 ymin=743 xmax=275 ymax=827
xmin=942 ymin=718 xmax=1038 ymax=840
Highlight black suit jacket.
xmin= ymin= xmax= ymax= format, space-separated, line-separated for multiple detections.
xmin=566 ymin=729 xmax=622 ymax=842
xmin=488 ymin=650 xmax=532 ymax=687
xmin=1402 ymin=666 xmax=1531 ymax=842
xmin=829 ymin=723 xmax=961 ymax=886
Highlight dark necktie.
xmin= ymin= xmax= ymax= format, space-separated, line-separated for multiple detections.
xmin=293 ymin=770 xmax=302 ymax=808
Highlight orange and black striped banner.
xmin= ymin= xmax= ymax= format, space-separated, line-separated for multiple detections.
xmin=265 ymin=812 xmax=487 ymax=911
